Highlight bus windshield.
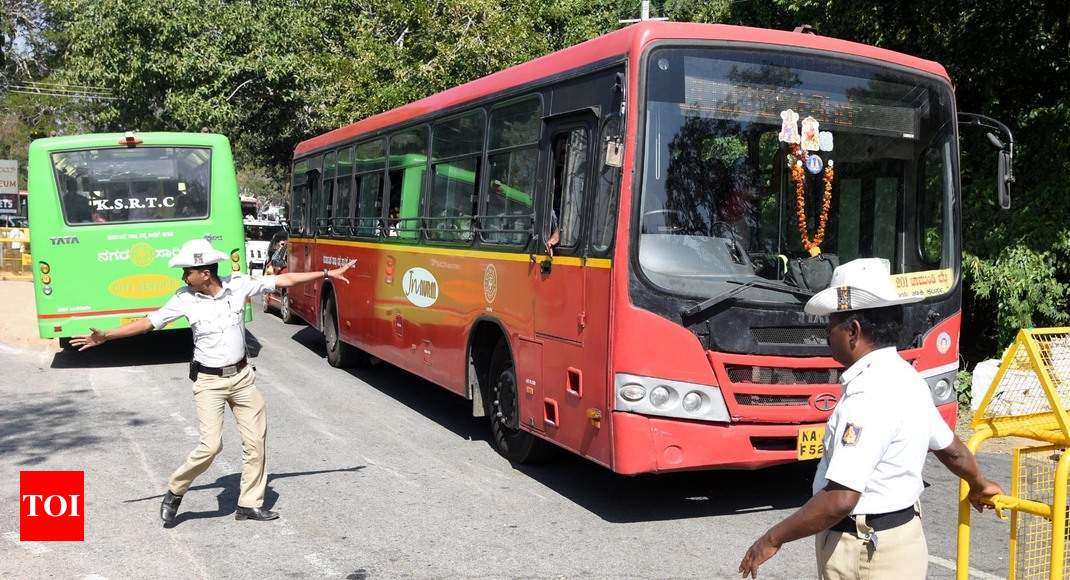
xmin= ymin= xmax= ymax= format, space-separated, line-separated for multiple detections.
xmin=52 ymin=147 xmax=211 ymax=225
xmin=639 ymin=47 xmax=957 ymax=300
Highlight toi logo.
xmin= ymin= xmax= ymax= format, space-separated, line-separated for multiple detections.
xmin=20 ymin=471 xmax=84 ymax=541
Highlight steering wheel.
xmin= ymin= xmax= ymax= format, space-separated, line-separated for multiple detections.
xmin=642 ymin=208 xmax=686 ymax=233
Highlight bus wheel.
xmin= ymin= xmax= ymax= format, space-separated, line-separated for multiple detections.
xmin=279 ymin=292 xmax=297 ymax=324
xmin=323 ymin=295 xmax=358 ymax=368
xmin=485 ymin=339 xmax=553 ymax=464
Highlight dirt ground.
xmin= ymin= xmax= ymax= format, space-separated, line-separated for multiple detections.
xmin=0 ymin=279 xmax=58 ymax=353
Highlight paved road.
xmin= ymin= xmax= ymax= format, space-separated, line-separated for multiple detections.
xmin=1 ymin=299 xmax=1013 ymax=579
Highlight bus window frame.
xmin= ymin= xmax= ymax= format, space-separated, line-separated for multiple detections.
xmin=629 ymin=40 xmax=964 ymax=305
xmin=51 ymin=145 xmax=215 ymax=227
xmin=385 ymin=124 xmax=430 ymax=244
xmin=588 ymin=114 xmax=624 ymax=257
xmin=425 ymin=108 xmax=487 ymax=247
xmin=541 ymin=116 xmax=595 ymax=257
xmin=333 ymin=145 xmax=355 ymax=238
xmin=352 ymin=137 xmax=387 ymax=240
xmin=477 ymin=93 xmax=544 ymax=251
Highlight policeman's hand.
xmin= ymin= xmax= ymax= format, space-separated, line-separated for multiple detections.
xmin=968 ymin=478 xmax=1005 ymax=512
xmin=738 ymin=533 xmax=780 ymax=578
xmin=328 ymin=260 xmax=357 ymax=285
xmin=69 ymin=328 xmax=108 ymax=351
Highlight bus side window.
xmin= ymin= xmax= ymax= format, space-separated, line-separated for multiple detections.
xmin=334 ymin=147 xmax=354 ymax=237
xmin=320 ymin=150 xmax=337 ymax=236
xmin=354 ymin=139 xmax=385 ymax=238
xmin=290 ymin=159 xmax=309 ymax=236
xmin=428 ymin=109 xmax=485 ymax=244
xmin=481 ymin=97 xmax=541 ymax=246
xmin=590 ymin=116 xmax=622 ymax=254
xmin=386 ymin=126 xmax=428 ymax=240
xmin=547 ymin=128 xmax=589 ymax=253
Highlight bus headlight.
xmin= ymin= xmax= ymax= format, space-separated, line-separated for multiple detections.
xmin=41 ymin=274 xmax=52 ymax=285
xmin=619 ymin=384 xmax=646 ymax=402
xmin=40 ymin=262 xmax=50 ymax=274
xmin=649 ymin=385 xmax=672 ymax=408
xmin=682 ymin=391 xmax=704 ymax=413
xmin=42 ymin=286 xmax=52 ymax=296
xmin=924 ymin=369 xmax=958 ymax=405
xmin=615 ymin=373 xmax=730 ymax=423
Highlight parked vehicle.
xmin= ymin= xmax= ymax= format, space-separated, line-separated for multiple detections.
xmin=262 ymin=242 xmax=296 ymax=323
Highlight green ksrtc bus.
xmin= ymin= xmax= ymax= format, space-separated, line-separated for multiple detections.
xmin=28 ymin=132 xmax=248 ymax=345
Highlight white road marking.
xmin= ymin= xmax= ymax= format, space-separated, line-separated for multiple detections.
xmin=928 ymin=554 xmax=1004 ymax=579
xmin=4 ymin=530 xmax=52 ymax=555
xmin=169 ymin=412 xmax=186 ymax=422
xmin=304 ymin=552 xmax=340 ymax=577
xmin=84 ymin=574 xmax=109 ymax=580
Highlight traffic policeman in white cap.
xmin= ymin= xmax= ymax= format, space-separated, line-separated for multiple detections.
xmin=71 ymin=239 xmax=355 ymax=525
xmin=738 ymin=258 xmax=1003 ymax=579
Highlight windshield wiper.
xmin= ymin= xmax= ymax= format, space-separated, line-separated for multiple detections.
xmin=680 ymin=279 xmax=813 ymax=319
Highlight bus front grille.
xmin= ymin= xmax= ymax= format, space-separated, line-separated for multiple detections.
xmin=734 ymin=394 xmax=810 ymax=407
xmin=726 ymin=365 xmax=840 ymax=384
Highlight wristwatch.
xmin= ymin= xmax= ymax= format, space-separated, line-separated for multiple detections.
xmin=323 ymin=268 xmax=329 ymax=280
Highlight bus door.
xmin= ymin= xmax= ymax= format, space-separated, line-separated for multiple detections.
xmin=531 ymin=112 xmax=604 ymax=454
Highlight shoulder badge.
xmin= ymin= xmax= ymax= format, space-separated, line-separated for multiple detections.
xmin=841 ymin=422 xmax=862 ymax=446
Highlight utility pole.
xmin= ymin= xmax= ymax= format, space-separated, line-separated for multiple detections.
xmin=620 ymin=0 xmax=669 ymax=24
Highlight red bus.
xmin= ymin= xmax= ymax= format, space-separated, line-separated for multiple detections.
xmin=286 ymin=22 xmax=981 ymax=473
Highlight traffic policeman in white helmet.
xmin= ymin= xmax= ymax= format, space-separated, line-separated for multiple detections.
xmin=72 ymin=238 xmax=355 ymax=525
xmin=738 ymin=258 xmax=1003 ymax=579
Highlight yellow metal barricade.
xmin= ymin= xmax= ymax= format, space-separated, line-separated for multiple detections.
xmin=0 ymin=227 xmax=31 ymax=279
xmin=958 ymin=328 xmax=1070 ymax=579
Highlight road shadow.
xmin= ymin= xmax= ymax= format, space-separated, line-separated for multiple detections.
xmin=124 ymin=465 xmax=366 ymax=527
xmin=285 ymin=326 xmax=813 ymax=522
xmin=50 ymin=329 xmax=194 ymax=369
xmin=0 ymin=389 xmax=142 ymax=465
xmin=288 ymin=326 xmax=489 ymax=443
xmin=515 ymin=452 xmax=815 ymax=523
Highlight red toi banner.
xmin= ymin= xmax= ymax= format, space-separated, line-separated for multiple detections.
xmin=20 ymin=471 xmax=84 ymax=541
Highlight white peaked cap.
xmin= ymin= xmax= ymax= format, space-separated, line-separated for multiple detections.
xmin=804 ymin=258 xmax=924 ymax=316
xmin=168 ymin=238 xmax=229 ymax=268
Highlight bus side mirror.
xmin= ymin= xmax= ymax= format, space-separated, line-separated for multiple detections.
xmin=959 ymin=112 xmax=1015 ymax=211
xmin=997 ymin=149 xmax=1013 ymax=210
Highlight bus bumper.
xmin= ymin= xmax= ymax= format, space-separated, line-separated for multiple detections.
xmin=610 ymin=400 xmax=958 ymax=475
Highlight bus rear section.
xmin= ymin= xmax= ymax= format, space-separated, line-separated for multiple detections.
xmin=27 ymin=133 xmax=247 ymax=342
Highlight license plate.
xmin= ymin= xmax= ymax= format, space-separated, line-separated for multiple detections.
xmin=797 ymin=426 xmax=826 ymax=461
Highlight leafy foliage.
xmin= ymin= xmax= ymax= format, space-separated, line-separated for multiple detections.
xmin=2 ymin=0 xmax=1068 ymax=367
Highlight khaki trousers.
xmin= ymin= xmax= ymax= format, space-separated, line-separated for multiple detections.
xmin=167 ymin=365 xmax=268 ymax=508
xmin=816 ymin=515 xmax=928 ymax=580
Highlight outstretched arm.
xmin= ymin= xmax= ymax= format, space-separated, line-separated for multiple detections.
xmin=69 ymin=318 xmax=155 ymax=351
xmin=275 ymin=260 xmax=357 ymax=288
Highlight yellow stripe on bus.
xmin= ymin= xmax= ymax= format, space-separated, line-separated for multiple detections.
xmin=288 ymin=237 xmax=612 ymax=269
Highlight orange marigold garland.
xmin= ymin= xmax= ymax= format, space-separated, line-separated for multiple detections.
xmin=788 ymin=143 xmax=835 ymax=256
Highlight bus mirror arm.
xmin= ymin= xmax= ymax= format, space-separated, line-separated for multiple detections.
xmin=958 ymin=112 xmax=1015 ymax=210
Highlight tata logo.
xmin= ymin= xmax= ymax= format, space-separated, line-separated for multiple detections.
xmin=20 ymin=470 xmax=84 ymax=541
xmin=813 ymin=393 xmax=838 ymax=412
xmin=49 ymin=236 xmax=80 ymax=246
xmin=401 ymin=267 xmax=438 ymax=308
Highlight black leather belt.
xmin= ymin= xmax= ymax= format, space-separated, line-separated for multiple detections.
xmin=831 ymin=506 xmax=917 ymax=534
xmin=196 ymin=357 xmax=248 ymax=377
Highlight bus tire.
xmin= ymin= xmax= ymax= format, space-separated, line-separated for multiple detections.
xmin=279 ymin=292 xmax=297 ymax=324
xmin=484 ymin=338 xmax=554 ymax=464
xmin=323 ymin=295 xmax=358 ymax=368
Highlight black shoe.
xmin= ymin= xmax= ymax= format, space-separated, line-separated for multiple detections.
xmin=160 ymin=490 xmax=183 ymax=525
xmin=235 ymin=506 xmax=279 ymax=521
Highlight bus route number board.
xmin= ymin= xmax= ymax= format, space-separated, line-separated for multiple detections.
xmin=797 ymin=426 xmax=825 ymax=460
